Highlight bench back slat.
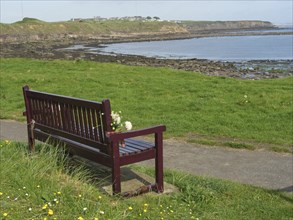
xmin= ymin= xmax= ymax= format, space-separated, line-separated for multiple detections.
xmin=23 ymin=87 xmax=111 ymax=147
xmin=34 ymin=123 xmax=108 ymax=151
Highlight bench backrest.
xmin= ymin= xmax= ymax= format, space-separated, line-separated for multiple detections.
xmin=23 ymin=86 xmax=112 ymax=148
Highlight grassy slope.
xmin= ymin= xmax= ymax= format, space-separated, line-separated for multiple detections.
xmin=1 ymin=58 xmax=292 ymax=147
xmin=0 ymin=18 xmax=274 ymax=37
xmin=1 ymin=141 xmax=292 ymax=220
xmin=0 ymin=18 xmax=184 ymax=36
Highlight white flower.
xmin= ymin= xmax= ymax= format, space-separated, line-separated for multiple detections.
xmin=244 ymin=95 xmax=248 ymax=98
xmin=111 ymin=112 xmax=121 ymax=124
xmin=125 ymin=121 xmax=132 ymax=131
xmin=116 ymin=116 xmax=121 ymax=124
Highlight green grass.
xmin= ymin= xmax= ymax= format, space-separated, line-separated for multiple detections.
xmin=1 ymin=58 xmax=292 ymax=147
xmin=1 ymin=141 xmax=292 ymax=220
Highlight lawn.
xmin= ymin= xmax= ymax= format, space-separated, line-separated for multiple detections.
xmin=0 ymin=58 xmax=292 ymax=147
xmin=0 ymin=141 xmax=292 ymax=220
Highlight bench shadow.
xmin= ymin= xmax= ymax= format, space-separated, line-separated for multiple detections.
xmin=67 ymin=156 xmax=153 ymax=195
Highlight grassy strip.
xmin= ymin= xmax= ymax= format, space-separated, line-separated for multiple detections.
xmin=0 ymin=58 xmax=292 ymax=146
xmin=189 ymin=139 xmax=256 ymax=150
xmin=1 ymin=141 xmax=292 ymax=220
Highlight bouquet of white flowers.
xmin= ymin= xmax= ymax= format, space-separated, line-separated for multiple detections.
xmin=110 ymin=111 xmax=132 ymax=132
xmin=109 ymin=111 xmax=132 ymax=147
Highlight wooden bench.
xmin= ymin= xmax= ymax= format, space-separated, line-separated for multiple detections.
xmin=23 ymin=85 xmax=166 ymax=195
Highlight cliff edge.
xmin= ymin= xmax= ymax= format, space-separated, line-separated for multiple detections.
xmin=0 ymin=18 xmax=276 ymax=43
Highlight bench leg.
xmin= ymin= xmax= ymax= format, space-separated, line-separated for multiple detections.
xmin=112 ymin=163 xmax=121 ymax=195
xmin=112 ymin=142 xmax=121 ymax=195
xmin=155 ymin=133 xmax=164 ymax=193
xmin=27 ymin=124 xmax=35 ymax=153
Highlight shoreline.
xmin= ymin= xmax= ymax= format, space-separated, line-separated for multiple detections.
xmin=1 ymin=29 xmax=292 ymax=80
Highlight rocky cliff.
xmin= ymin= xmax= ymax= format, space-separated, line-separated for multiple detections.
xmin=182 ymin=20 xmax=275 ymax=33
xmin=0 ymin=18 xmax=276 ymax=43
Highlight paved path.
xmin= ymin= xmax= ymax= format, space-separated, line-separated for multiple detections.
xmin=1 ymin=119 xmax=292 ymax=193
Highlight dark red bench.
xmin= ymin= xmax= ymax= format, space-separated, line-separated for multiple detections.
xmin=23 ymin=85 xmax=166 ymax=195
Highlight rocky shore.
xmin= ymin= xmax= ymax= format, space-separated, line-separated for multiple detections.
xmin=1 ymin=30 xmax=292 ymax=80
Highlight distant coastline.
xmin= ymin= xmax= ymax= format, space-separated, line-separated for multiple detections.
xmin=0 ymin=19 xmax=292 ymax=80
xmin=0 ymin=18 xmax=281 ymax=44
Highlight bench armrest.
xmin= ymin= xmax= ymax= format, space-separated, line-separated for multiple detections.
xmin=107 ymin=125 xmax=166 ymax=143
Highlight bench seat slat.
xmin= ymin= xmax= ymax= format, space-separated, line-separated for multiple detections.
xmin=126 ymin=138 xmax=154 ymax=147
xmin=123 ymin=142 xmax=147 ymax=151
xmin=119 ymin=139 xmax=155 ymax=156
xmin=125 ymin=139 xmax=154 ymax=149
xmin=119 ymin=147 xmax=133 ymax=155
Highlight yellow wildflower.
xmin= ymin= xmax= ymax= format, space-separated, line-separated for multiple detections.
xmin=94 ymin=218 xmax=99 ymax=220
xmin=3 ymin=213 xmax=8 ymax=217
xmin=48 ymin=209 xmax=54 ymax=216
xmin=143 ymin=209 xmax=147 ymax=213
xmin=57 ymin=191 xmax=61 ymax=195
xmin=42 ymin=204 xmax=48 ymax=210
xmin=98 ymin=195 xmax=102 ymax=199
xmin=78 ymin=217 xmax=84 ymax=220
xmin=128 ymin=206 xmax=133 ymax=211
xmin=0 ymin=192 xmax=3 ymax=196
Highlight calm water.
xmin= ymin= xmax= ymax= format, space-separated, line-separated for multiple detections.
xmin=97 ymin=34 xmax=293 ymax=61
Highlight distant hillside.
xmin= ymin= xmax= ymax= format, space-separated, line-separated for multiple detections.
xmin=181 ymin=20 xmax=276 ymax=33
xmin=0 ymin=18 xmax=275 ymax=43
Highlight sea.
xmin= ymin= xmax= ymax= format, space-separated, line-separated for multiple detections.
xmin=65 ymin=28 xmax=293 ymax=62
xmin=97 ymin=35 xmax=293 ymax=61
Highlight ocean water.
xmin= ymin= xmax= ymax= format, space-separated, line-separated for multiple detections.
xmin=97 ymin=34 xmax=293 ymax=61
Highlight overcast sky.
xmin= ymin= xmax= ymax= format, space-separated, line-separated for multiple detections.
xmin=1 ymin=1 xmax=292 ymax=25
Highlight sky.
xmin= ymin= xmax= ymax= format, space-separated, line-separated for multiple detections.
xmin=1 ymin=1 xmax=292 ymax=25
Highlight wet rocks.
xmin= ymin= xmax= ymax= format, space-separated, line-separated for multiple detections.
xmin=0 ymin=39 xmax=292 ymax=80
